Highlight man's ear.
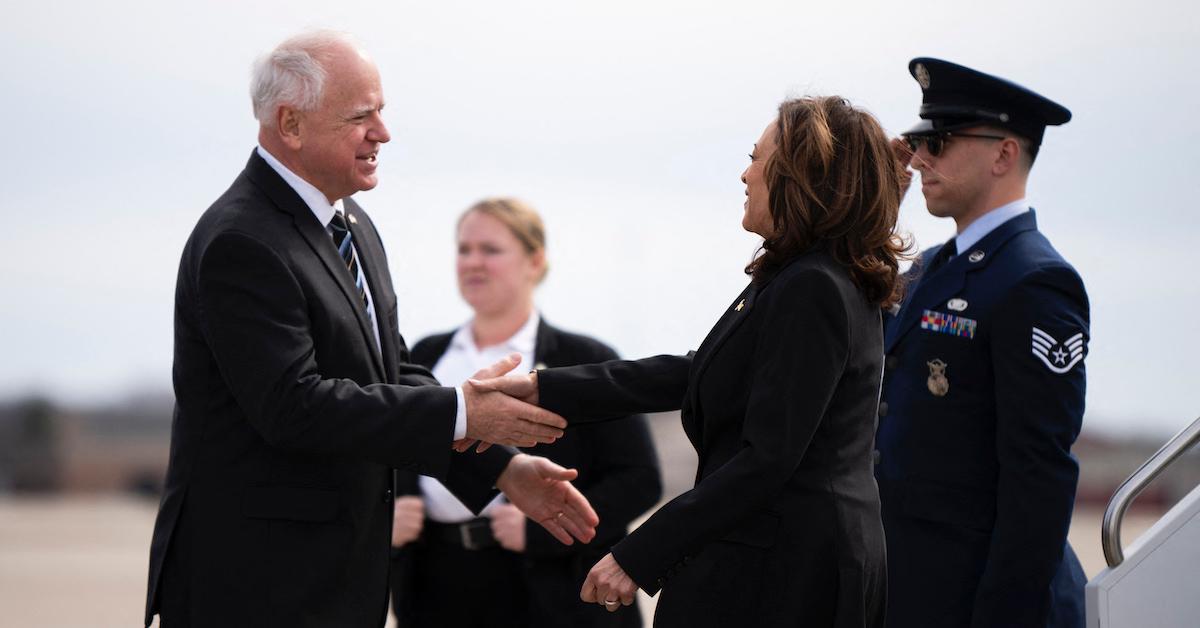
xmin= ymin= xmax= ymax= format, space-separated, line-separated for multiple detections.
xmin=993 ymin=137 xmax=1021 ymax=176
xmin=277 ymin=106 xmax=303 ymax=151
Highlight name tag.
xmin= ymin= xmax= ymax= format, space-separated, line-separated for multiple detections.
xmin=921 ymin=310 xmax=977 ymax=339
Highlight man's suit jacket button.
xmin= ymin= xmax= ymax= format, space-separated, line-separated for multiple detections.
xmin=878 ymin=402 xmax=889 ymax=417
xmin=872 ymin=450 xmax=882 ymax=466
xmin=382 ymin=489 xmax=394 ymax=503
xmin=885 ymin=355 xmax=899 ymax=371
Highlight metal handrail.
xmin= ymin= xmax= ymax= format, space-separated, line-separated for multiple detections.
xmin=1101 ymin=415 xmax=1200 ymax=567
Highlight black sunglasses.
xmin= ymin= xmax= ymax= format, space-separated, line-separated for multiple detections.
xmin=905 ymin=132 xmax=1007 ymax=157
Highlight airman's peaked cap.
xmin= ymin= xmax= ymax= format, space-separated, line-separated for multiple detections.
xmin=905 ymin=57 xmax=1071 ymax=146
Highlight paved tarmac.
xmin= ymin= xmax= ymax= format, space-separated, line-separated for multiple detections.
xmin=0 ymin=415 xmax=1163 ymax=627
xmin=0 ymin=495 xmax=1156 ymax=627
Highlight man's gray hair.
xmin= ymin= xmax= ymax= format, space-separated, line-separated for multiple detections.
xmin=250 ymin=30 xmax=359 ymax=127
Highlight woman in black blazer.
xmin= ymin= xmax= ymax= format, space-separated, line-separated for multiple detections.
xmin=390 ymin=198 xmax=662 ymax=628
xmin=480 ymin=97 xmax=908 ymax=627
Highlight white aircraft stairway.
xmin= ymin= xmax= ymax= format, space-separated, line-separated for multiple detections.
xmin=1087 ymin=416 xmax=1200 ymax=627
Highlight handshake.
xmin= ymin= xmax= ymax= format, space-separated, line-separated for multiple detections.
xmin=456 ymin=354 xmax=599 ymax=548
xmin=459 ymin=352 xmax=548 ymax=452
xmin=454 ymin=354 xmax=637 ymax=611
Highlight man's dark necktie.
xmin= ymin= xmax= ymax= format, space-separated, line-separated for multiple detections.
xmin=925 ymin=238 xmax=957 ymax=275
xmin=329 ymin=210 xmax=370 ymax=312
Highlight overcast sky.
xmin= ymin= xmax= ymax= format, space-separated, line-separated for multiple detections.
xmin=1 ymin=0 xmax=1196 ymax=437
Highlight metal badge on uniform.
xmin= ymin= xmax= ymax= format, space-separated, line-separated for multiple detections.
xmin=735 ymin=299 xmax=745 ymax=312
xmin=947 ymin=298 xmax=969 ymax=312
xmin=1031 ymin=327 xmax=1085 ymax=374
xmin=968 ymin=250 xmax=985 ymax=263
xmin=921 ymin=310 xmax=977 ymax=339
xmin=927 ymin=359 xmax=949 ymax=397
xmin=348 ymin=213 xmax=358 ymax=224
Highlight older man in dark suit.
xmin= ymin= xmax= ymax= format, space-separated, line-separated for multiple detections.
xmin=144 ymin=31 xmax=597 ymax=628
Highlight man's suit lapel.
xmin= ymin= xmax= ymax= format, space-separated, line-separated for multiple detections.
xmin=885 ymin=210 xmax=1039 ymax=352
xmin=244 ymin=152 xmax=386 ymax=381
xmin=344 ymin=198 xmax=398 ymax=382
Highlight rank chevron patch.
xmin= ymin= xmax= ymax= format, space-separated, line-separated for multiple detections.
xmin=1031 ymin=327 xmax=1085 ymax=374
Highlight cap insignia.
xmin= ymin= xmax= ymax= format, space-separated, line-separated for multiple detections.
xmin=915 ymin=63 xmax=931 ymax=89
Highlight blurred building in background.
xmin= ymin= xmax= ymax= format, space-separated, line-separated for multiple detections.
xmin=1 ymin=395 xmax=1196 ymax=514
xmin=0 ymin=395 xmax=171 ymax=496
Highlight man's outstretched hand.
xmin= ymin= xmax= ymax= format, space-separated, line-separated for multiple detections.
xmin=497 ymin=453 xmax=598 ymax=546
xmin=456 ymin=356 xmax=560 ymax=452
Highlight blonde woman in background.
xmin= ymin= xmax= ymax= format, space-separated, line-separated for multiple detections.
xmin=390 ymin=198 xmax=662 ymax=627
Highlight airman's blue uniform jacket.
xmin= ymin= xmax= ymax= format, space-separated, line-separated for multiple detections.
xmin=876 ymin=210 xmax=1088 ymax=628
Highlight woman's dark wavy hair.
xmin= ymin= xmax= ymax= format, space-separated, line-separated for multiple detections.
xmin=745 ymin=96 xmax=911 ymax=308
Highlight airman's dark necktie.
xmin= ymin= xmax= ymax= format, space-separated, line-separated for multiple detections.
xmin=329 ymin=210 xmax=369 ymax=312
xmin=926 ymin=239 xmax=957 ymax=275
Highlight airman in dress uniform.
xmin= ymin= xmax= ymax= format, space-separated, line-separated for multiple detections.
xmin=876 ymin=57 xmax=1089 ymax=628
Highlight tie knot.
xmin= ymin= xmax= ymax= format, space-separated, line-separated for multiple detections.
xmin=330 ymin=210 xmax=348 ymax=233
xmin=927 ymin=239 xmax=957 ymax=274
xmin=327 ymin=209 xmax=368 ymax=313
